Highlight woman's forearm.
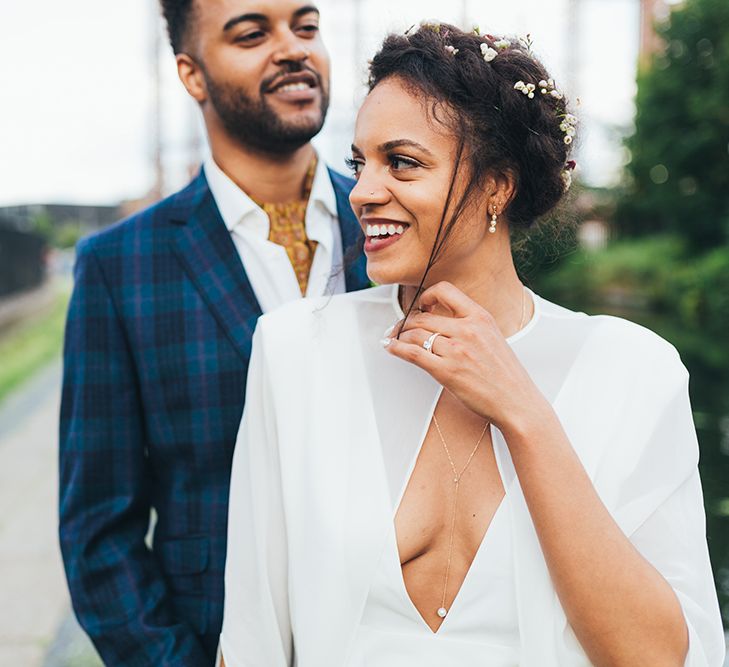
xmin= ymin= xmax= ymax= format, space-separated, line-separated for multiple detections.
xmin=502 ymin=403 xmax=688 ymax=667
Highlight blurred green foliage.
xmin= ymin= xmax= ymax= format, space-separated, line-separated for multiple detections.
xmin=616 ymin=0 xmax=729 ymax=247
xmin=31 ymin=213 xmax=84 ymax=249
xmin=534 ymin=237 xmax=729 ymax=366
xmin=0 ymin=288 xmax=70 ymax=403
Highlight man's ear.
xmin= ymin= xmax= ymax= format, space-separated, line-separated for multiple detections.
xmin=176 ymin=53 xmax=207 ymax=104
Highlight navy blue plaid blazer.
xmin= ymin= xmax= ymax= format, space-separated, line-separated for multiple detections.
xmin=59 ymin=168 xmax=369 ymax=666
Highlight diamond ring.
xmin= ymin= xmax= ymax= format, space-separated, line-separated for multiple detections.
xmin=423 ymin=332 xmax=441 ymax=353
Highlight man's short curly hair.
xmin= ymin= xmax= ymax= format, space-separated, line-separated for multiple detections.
xmin=159 ymin=0 xmax=195 ymax=54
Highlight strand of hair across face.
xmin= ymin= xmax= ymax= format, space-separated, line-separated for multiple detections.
xmin=397 ymin=135 xmax=466 ymax=337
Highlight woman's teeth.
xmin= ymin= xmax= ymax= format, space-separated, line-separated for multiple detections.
xmin=366 ymin=224 xmax=406 ymax=237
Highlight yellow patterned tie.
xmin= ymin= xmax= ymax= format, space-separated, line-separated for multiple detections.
xmin=258 ymin=158 xmax=318 ymax=296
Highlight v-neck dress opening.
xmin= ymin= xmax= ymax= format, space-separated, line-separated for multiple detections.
xmin=350 ymin=488 xmax=519 ymax=666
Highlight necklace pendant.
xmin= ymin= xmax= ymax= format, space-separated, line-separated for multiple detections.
xmin=437 ymin=607 xmax=448 ymax=618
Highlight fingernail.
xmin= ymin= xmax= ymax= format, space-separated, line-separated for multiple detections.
xmin=383 ymin=325 xmax=395 ymax=337
xmin=380 ymin=337 xmax=392 ymax=347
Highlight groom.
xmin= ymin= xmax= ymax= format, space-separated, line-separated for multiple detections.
xmin=59 ymin=1 xmax=367 ymax=664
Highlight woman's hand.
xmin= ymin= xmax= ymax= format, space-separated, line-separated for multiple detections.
xmin=384 ymin=281 xmax=546 ymax=431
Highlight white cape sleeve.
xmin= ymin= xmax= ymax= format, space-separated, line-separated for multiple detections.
xmin=612 ymin=358 xmax=725 ymax=666
xmin=220 ymin=325 xmax=293 ymax=667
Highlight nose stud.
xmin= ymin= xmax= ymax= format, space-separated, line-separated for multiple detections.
xmin=370 ymin=191 xmax=375 ymax=195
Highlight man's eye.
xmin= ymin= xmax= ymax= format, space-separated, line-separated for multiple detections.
xmin=298 ymin=24 xmax=320 ymax=35
xmin=235 ymin=31 xmax=265 ymax=43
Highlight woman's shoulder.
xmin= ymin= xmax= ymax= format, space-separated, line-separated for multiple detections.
xmin=535 ymin=293 xmax=685 ymax=377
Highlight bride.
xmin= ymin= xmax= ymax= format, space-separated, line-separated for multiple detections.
xmin=219 ymin=23 xmax=725 ymax=666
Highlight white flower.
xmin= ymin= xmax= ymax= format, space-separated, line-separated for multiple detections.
xmin=550 ymin=89 xmax=564 ymax=99
xmin=561 ymin=169 xmax=573 ymax=191
xmin=539 ymin=80 xmax=548 ymax=88
xmin=494 ymin=38 xmax=511 ymax=50
xmin=514 ymin=80 xmax=537 ymax=98
xmin=564 ymin=114 xmax=578 ymax=124
xmin=481 ymin=44 xmax=498 ymax=62
xmin=445 ymin=45 xmax=459 ymax=55
xmin=564 ymin=135 xmax=573 ymax=145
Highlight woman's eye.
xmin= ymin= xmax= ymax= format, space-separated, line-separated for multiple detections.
xmin=344 ymin=157 xmax=363 ymax=177
xmin=390 ymin=155 xmax=419 ymax=171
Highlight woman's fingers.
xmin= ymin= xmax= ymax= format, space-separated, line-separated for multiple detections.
xmin=419 ymin=281 xmax=479 ymax=318
xmin=394 ymin=327 xmax=451 ymax=356
xmin=383 ymin=333 xmax=446 ymax=374
xmin=395 ymin=311 xmax=461 ymax=338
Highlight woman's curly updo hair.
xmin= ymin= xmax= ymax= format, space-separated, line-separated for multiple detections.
xmin=367 ymin=22 xmax=576 ymax=238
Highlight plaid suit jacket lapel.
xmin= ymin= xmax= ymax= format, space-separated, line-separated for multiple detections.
xmin=329 ymin=168 xmax=369 ymax=292
xmin=170 ymin=172 xmax=263 ymax=362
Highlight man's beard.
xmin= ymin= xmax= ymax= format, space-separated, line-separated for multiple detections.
xmin=202 ymin=63 xmax=329 ymax=155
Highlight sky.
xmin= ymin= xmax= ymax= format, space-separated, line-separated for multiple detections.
xmin=0 ymin=0 xmax=657 ymax=207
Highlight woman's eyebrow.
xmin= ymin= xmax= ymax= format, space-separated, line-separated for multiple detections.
xmin=379 ymin=139 xmax=434 ymax=157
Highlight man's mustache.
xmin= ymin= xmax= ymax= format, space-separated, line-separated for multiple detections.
xmin=261 ymin=63 xmax=324 ymax=94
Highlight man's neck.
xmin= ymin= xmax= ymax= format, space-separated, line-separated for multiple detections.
xmin=210 ymin=140 xmax=318 ymax=204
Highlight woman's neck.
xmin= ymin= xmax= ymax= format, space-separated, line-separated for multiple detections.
xmin=400 ymin=241 xmax=531 ymax=339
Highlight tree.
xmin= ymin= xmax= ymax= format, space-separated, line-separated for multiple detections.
xmin=616 ymin=0 xmax=729 ymax=248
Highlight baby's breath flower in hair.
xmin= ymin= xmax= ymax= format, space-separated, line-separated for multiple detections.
xmin=494 ymin=38 xmax=511 ymax=50
xmin=481 ymin=43 xmax=498 ymax=62
xmin=561 ymin=160 xmax=577 ymax=192
xmin=539 ymin=78 xmax=564 ymax=99
xmin=445 ymin=44 xmax=459 ymax=55
xmin=514 ymin=80 xmax=536 ymax=98
xmin=559 ymin=112 xmax=578 ymax=144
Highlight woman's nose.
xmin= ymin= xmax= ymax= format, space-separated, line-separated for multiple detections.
xmin=349 ymin=168 xmax=389 ymax=209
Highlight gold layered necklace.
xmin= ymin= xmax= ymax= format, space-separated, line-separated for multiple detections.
xmin=430 ymin=286 xmax=528 ymax=620
xmin=432 ymin=416 xmax=489 ymax=619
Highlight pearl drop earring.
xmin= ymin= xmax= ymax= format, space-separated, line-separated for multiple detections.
xmin=489 ymin=209 xmax=498 ymax=234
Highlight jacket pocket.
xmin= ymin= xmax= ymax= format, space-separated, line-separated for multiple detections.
xmin=157 ymin=534 xmax=210 ymax=595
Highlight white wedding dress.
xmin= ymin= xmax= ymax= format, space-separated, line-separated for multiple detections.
xmin=220 ymin=284 xmax=725 ymax=667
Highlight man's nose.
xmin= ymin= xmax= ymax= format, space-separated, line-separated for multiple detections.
xmin=272 ymin=28 xmax=310 ymax=65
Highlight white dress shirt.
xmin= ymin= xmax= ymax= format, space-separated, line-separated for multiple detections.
xmin=203 ymin=155 xmax=346 ymax=314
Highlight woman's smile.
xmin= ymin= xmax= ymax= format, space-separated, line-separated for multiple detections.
xmin=363 ymin=218 xmax=410 ymax=252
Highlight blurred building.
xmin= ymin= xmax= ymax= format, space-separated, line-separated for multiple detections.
xmin=0 ymin=218 xmax=47 ymax=298
xmin=640 ymin=0 xmax=671 ymax=64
